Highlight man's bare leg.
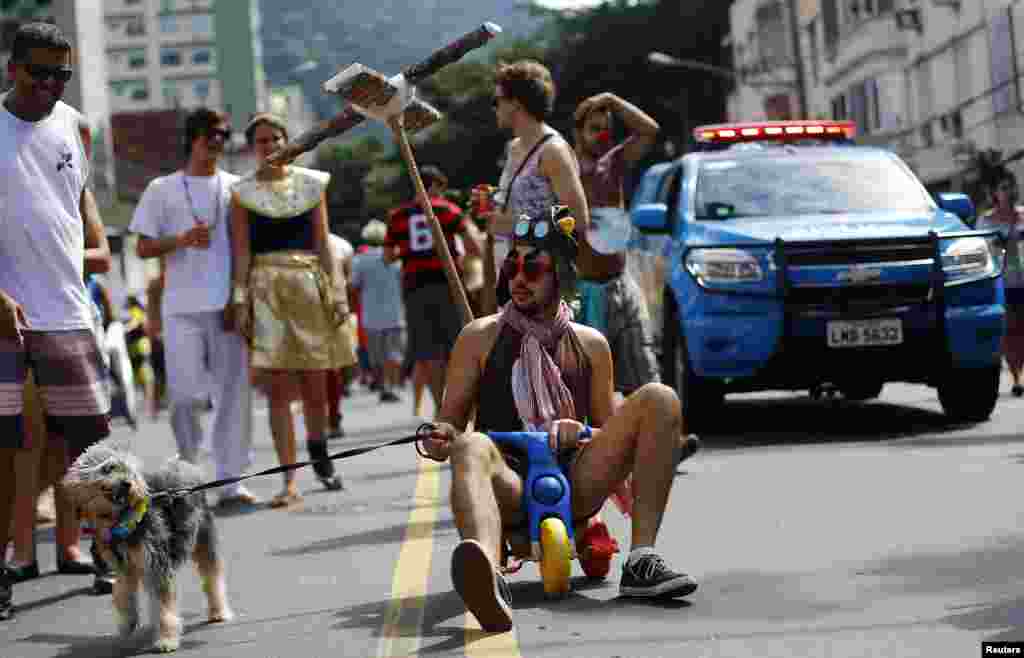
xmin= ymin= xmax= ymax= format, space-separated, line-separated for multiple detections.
xmin=448 ymin=432 xmax=521 ymax=631
xmin=570 ymin=383 xmax=697 ymax=597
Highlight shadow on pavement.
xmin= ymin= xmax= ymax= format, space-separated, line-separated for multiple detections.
xmin=698 ymin=396 xmax=969 ymax=449
xmin=268 ymin=517 xmax=458 ymax=557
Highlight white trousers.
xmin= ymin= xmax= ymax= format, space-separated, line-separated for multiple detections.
xmin=164 ymin=310 xmax=253 ymax=495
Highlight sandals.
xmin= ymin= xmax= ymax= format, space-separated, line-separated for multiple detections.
xmin=270 ymin=490 xmax=303 ymax=508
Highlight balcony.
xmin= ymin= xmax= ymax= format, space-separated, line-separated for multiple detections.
xmin=824 ymin=14 xmax=908 ymax=87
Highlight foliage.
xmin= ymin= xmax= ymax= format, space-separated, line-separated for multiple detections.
xmin=322 ymin=0 xmax=732 ymax=236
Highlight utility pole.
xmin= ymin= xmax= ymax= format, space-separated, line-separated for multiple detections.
xmin=785 ymin=0 xmax=809 ymax=118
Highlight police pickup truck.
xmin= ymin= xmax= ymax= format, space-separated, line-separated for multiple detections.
xmin=630 ymin=120 xmax=1006 ymax=428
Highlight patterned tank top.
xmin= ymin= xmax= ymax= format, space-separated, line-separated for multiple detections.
xmin=494 ymin=128 xmax=562 ymax=236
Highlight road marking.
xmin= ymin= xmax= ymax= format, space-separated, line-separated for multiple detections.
xmin=464 ymin=615 xmax=522 ymax=657
xmin=375 ymin=456 xmax=442 ymax=658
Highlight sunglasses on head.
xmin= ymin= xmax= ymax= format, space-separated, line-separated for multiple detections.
xmin=502 ymin=251 xmax=553 ymax=282
xmin=24 ymin=63 xmax=72 ymax=83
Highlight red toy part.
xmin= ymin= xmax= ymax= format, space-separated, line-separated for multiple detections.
xmin=578 ymin=516 xmax=619 ymax=579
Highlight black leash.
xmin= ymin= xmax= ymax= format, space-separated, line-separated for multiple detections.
xmin=150 ymin=424 xmax=435 ymax=502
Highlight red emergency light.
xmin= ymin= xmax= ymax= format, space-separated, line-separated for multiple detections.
xmin=694 ymin=120 xmax=857 ymax=144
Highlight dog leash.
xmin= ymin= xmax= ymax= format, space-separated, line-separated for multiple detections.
xmin=149 ymin=425 xmax=435 ymax=502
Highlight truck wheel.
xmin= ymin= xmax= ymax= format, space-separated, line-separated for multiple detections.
xmin=840 ymin=381 xmax=884 ymax=402
xmin=937 ymin=365 xmax=1001 ymax=423
xmin=661 ymin=293 xmax=724 ymax=431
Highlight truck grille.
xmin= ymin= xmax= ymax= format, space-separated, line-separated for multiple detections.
xmin=784 ymin=242 xmax=935 ymax=266
xmin=787 ymin=282 xmax=932 ymax=312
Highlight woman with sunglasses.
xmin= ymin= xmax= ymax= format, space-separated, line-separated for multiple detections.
xmin=978 ymin=168 xmax=1024 ymax=396
xmin=228 ymin=113 xmax=352 ymax=506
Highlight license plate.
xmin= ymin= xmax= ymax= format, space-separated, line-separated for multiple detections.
xmin=827 ymin=318 xmax=903 ymax=348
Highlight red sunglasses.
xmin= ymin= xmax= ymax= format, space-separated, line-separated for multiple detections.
xmin=501 ymin=253 xmax=552 ymax=282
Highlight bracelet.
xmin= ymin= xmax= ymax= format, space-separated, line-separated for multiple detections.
xmin=231 ymin=285 xmax=248 ymax=304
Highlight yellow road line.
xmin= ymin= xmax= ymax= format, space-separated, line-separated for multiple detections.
xmin=464 ymin=614 xmax=522 ymax=657
xmin=376 ymin=457 xmax=442 ymax=658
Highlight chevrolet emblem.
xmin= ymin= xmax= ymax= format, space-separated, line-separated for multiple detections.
xmin=836 ymin=267 xmax=882 ymax=284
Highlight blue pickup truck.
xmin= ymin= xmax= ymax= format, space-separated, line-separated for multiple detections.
xmin=629 ymin=120 xmax=1006 ymax=428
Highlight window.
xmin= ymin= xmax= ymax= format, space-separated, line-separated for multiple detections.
xmin=193 ymin=79 xmax=210 ymax=100
xmin=110 ymin=80 xmax=149 ymax=101
xmin=125 ymin=18 xmax=146 ymax=36
xmin=160 ymin=48 xmax=181 ymax=67
xmin=127 ymin=48 xmax=146 ymax=69
xmin=125 ymin=0 xmax=141 ymax=5
xmin=162 ymin=80 xmax=180 ymax=106
xmin=159 ymin=15 xmax=177 ymax=33
xmin=192 ymin=48 xmax=212 ymax=65
xmin=755 ymin=2 xmax=788 ymax=68
xmin=831 ymin=94 xmax=848 ymax=120
xmin=192 ymin=14 xmax=213 ymax=33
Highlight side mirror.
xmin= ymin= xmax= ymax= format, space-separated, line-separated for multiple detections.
xmin=632 ymin=203 xmax=670 ymax=233
xmin=936 ymin=192 xmax=975 ymax=223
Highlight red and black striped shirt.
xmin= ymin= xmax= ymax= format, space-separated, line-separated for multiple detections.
xmin=385 ymin=196 xmax=467 ymax=290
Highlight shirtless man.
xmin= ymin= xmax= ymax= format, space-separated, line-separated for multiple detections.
xmin=420 ymin=206 xmax=697 ymax=633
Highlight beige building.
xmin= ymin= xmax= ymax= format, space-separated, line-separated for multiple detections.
xmin=726 ymin=0 xmax=1024 ymax=192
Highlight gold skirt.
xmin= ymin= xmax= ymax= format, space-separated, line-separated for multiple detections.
xmin=249 ymin=251 xmax=356 ymax=371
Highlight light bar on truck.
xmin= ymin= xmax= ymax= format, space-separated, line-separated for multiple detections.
xmin=694 ymin=120 xmax=857 ymax=144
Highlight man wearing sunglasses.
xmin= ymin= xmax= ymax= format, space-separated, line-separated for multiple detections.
xmin=130 ymin=108 xmax=256 ymax=509
xmin=0 ymin=22 xmax=115 ymax=617
xmin=420 ymin=207 xmax=697 ymax=632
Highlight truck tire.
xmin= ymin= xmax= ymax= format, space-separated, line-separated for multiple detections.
xmin=840 ymin=381 xmax=884 ymax=402
xmin=937 ymin=364 xmax=1001 ymax=423
xmin=661 ymin=292 xmax=724 ymax=431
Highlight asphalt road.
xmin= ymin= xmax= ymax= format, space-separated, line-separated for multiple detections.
xmin=3 ymin=374 xmax=1024 ymax=658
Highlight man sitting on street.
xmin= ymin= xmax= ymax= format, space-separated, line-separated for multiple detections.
xmin=419 ymin=206 xmax=697 ymax=633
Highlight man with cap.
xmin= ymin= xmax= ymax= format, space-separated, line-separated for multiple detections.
xmin=351 ymin=219 xmax=406 ymax=403
xmin=419 ymin=206 xmax=698 ymax=633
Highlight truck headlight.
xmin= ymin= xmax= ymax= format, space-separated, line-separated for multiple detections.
xmin=685 ymin=248 xmax=764 ymax=285
xmin=942 ymin=236 xmax=1000 ymax=284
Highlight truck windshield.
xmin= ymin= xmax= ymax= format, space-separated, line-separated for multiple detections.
xmin=694 ymin=154 xmax=934 ymax=220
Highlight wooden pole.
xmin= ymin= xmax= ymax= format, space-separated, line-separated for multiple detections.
xmin=389 ymin=115 xmax=474 ymax=328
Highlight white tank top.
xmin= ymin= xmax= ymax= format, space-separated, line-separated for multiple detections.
xmin=0 ymin=96 xmax=92 ymax=331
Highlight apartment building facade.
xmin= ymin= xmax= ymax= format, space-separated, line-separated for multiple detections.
xmin=0 ymin=0 xmax=117 ymax=206
xmin=104 ymin=0 xmax=266 ymax=131
xmin=727 ymin=0 xmax=1024 ymax=196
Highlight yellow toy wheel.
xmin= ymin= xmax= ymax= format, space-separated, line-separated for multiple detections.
xmin=539 ymin=517 xmax=572 ymax=597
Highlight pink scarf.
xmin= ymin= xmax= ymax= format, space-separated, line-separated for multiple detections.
xmin=500 ymin=301 xmax=576 ymax=432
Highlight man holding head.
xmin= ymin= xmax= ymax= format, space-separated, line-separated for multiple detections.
xmin=130 ymin=108 xmax=256 ymax=507
xmin=420 ymin=206 xmax=697 ymax=633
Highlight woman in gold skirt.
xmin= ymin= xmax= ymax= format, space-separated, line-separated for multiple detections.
xmin=229 ymin=114 xmax=355 ymax=507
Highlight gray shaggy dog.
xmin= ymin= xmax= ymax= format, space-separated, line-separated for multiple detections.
xmin=63 ymin=440 xmax=232 ymax=653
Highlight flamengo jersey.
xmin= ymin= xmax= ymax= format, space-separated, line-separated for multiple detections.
xmin=385 ymin=196 xmax=465 ymax=290
xmin=0 ymin=97 xmax=92 ymax=331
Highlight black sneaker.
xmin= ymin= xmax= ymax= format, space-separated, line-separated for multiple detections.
xmin=676 ymin=434 xmax=700 ymax=467
xmin=619 ymin=553 xmax=697 ymax=598
xmin=0 ymin=566 xmax=13 ymax=620
xmin=91 ymin=541 xmax=115 ymax=595
xmin=451 ymin=539 xmax=513 ymax=632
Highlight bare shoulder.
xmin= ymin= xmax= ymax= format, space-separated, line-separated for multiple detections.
xmin=569 ymin=322 xmax=611 ymax=357
xmin=458 ymin=314 xmax=502 ymax=349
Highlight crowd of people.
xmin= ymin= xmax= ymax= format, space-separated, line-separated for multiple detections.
xmin=3 ymin=20 xmax=1019 ymax=635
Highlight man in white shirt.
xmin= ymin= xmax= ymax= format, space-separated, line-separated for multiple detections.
xmin=129 ymin=108 xmax=256 ymax=507
xmin=0 ymin=22 xmax=114 ymax=618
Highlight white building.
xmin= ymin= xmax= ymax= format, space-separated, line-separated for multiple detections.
xmin=104 ymin=0 xmax=221 ymax=113
xmin=726 ymin=0 xmax=1024 ymax=193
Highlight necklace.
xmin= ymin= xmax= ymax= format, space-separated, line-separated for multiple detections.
xmin=182 ymin=172 xmax=223 ymax=229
